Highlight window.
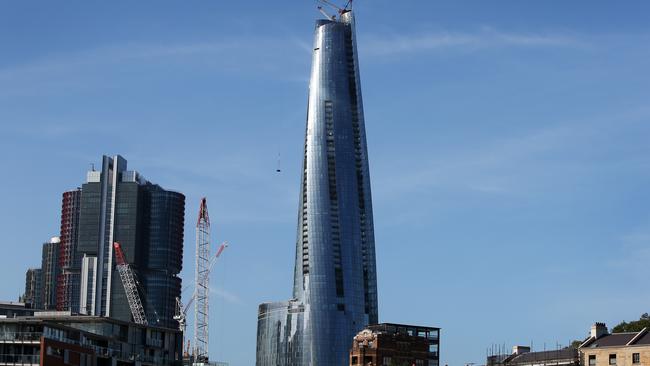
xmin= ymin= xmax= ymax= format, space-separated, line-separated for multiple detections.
xmin=589 ymin=355 xmax=596 ymax=366
xmin=352 ymin=356 xmax=358 ymax=365
xmin=383 ymin=357 xmax=392 ymax=366
xmin=633 ymin=353 xmax=640 ymax=364
xmin=609 ymin=354 xmax=617 ymax=365
xmin=416 ymin=360 xmax=425 ymax=366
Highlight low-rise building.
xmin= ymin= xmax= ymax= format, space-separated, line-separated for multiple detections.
xmin=0 ymin=313 xmax=182 ymax=365
xmin=580 ymin=323 xmax=650 ymax=366
xmin=502 ymin=346 xmax=579 ymax=366
xmin=0 ymin=301 xmax=35 ymax=318
xmin=349 ymin=323 xmax=440 ymax=366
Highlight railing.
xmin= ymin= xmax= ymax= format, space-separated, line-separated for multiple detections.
xmin=0 ymin=333 xmax=41 ymax=342
xmin=0 ymin=354 xmax=40 ymax=365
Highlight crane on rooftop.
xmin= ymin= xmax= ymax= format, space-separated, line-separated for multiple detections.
xmin=317 ymin=0 xmax=353 ymax=20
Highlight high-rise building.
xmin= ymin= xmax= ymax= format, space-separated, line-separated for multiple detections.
xmin=77 ymin=155 xmax=184 ymax=329
xmin=23 ymin=268 xmax=42 ymax=309
xmin=41 ymin=237 xmax=60 ymax=310
xmin=57 ymin=188 xmax=82 ymax=312
xmin=257 ymin=7 xmax=378 ymax=366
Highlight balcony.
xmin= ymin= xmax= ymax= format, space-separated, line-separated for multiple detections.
xmin=0 ymin=354 xmax=40 ymax=365
xmin=0 ymin=333 xmax=41 ymax=343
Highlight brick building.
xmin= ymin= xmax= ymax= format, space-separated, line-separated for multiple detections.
xmin=349 ymin=323 xmax=440 ymax=366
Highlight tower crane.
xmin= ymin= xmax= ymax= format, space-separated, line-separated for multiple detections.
xmin=175 ymin=242 xmax=228 ymax=331
xmin=113 ymin=242 xmax=148 ymax=326
xmin=317 ymin=0 xmax=353 ymax=19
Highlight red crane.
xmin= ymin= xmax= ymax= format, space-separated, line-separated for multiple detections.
xmin=113 ymin=242 xmax=148 ymax=325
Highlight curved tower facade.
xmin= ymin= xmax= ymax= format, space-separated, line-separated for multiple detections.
xmin=257 ymin=9 xmax=378 ymax=366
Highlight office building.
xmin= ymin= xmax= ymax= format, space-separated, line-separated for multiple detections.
xmin=41 ymin=237 xmax=60 ymax=311
xmin=23 ymin=268 xmax=42 ymax=309
xmin=257 ymin=6 xmax=378 ymax=366
xmin=349 ymin=323 xmax=440 ymax=366
xmin=77 ymin=155 xmax=184 ymax=329
xmin=57 ymin=188 xmax=82 ymax=313
xmin=580 ymin=323 xmax=650 ymax=366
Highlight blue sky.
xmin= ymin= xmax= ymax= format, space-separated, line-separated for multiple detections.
xmin=1 ymin=1 xmax=650 ymax=365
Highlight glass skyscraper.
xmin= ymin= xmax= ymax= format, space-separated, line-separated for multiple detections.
xmin=77 ymin=155 xmax=185 ymax=329
xmin=257 ymin=8 xmax=378 ymax=366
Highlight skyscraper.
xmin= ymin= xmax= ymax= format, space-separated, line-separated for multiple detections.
xmin=77 ymin=155 xmax=185 ymax=329
xmin=257 ymin=7 xmax=378 ymax=366
xmin=23 ymin=268 xmax=42 ymax=309
xmin=41 ymin=237 xmax=60 ymax=310
xmin=57 ymin=188 xmax=82 ymax=312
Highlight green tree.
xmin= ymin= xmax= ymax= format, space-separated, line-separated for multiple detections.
xmin=612 ymin=313 xmax=650 ymax=333
xmin=570 ymin=340 xmax=584 ymax=349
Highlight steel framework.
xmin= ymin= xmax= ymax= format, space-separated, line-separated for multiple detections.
xmin=194 ymin=198 xmax=211 ymax=362
xmin=113 ymin=242 xmax=148 ymax=326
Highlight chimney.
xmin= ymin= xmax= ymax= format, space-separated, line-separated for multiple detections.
xmin=512 ymin=346 xmax=531 ymax=355
xmin=591 ymin=323 xmax=608 ymax=339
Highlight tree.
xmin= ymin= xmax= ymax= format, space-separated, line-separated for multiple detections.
xmin=612 ymin=313 xmax=650 ymax=333
xmin=570 ymin=340 xmax=584 ymax=349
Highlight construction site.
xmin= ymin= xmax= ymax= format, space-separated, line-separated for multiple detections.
xmin=114 ymin=197 xmax=230 ymax=365
xmin=6 ymin=190 xmax=229 ymax=366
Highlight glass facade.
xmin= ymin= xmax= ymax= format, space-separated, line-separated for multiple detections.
xmin=77 ymin=155 xmax=184 ymax=329
xmin=257 ymin=9 xmax=378 ymax=366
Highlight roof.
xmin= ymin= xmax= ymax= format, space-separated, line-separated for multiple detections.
xmin=581 ymin=329 xmax=650 ymax=348
xmin=370 ymin=322 xmax=441 ymax=331
xmin=0 ymin=314 xmax=180 ymax=333
xmin=508 ymin=348 xmax=578 ymax=365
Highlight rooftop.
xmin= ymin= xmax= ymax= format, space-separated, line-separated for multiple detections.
xmin=581 ymin=327 xmax=650 ymax=348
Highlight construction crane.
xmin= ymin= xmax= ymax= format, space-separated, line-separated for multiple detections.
xmin=317 ymin=0 xmax=353 ymax=19
xmin=174 ymin=240 xmax=228 ymax=354
xmin=194 ymin=198 xmax=211 ymax=362
xmin=113 ymin=242 xmax=148 ymax=326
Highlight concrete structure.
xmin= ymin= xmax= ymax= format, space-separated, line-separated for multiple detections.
xmin=0 ymin=301 xmax=35 ymax=318
xmin=41 ymin=237 xmax=61 ymax=311
xmin=349 ymin=323 xmax=440 ymax=366
xmin=77 ymin=155 xmax=185 ymax=329
xmin=580 ymin=323 xmax=650 ymax=366
xmin=256 ymin=6 xmax=378 ymax=366
xmin=23 ymin=269 xmax=42 ymax=310
xmin=0 ymin=313 xmax=182 ymax=365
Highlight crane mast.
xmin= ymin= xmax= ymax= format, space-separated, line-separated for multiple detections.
xmin=174 ymin=241 xmax=228 ymax=355
xmin=194 ymin=198 xmax=211 ymax=362
xmin=113 ymin=242 xmax=148 ymax=326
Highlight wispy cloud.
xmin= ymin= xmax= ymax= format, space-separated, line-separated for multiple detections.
xmin=0 ymin=36 xmax=311 ymax=98
xmin=210 ymin=286 xmax=244 ymax=305
xmin=361 ymin=27 xmax=582 ymax=56
xmin=374 ymin=105 xmax=650 ymax=200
